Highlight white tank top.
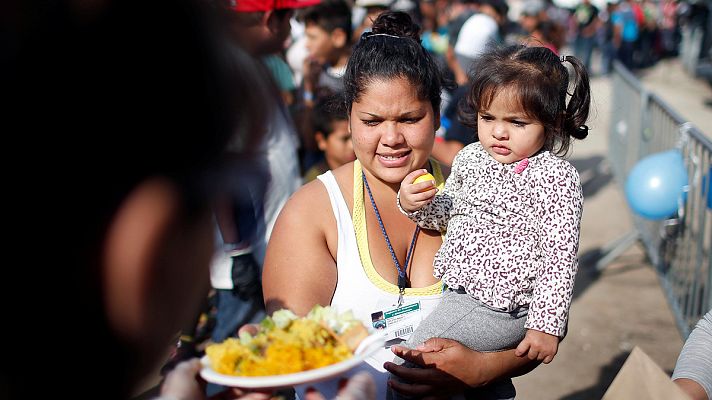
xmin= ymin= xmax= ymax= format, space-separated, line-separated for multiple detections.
xmin=296 ymin=162 xmax=443 ymax=400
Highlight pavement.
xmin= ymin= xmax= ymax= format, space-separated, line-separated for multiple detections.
xmin=513 ymin=58 xmax=712 ymax=399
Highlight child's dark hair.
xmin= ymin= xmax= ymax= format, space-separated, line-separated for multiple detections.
xmin=343 ymin=11 xmax=445 ymax=115
xmin=313 ymin=93 xmax=348 ymax=137
xmin=302 ymin=0 xmax=353 ymax=43
xmin=461 ymin=45 xmax=591 ymax=156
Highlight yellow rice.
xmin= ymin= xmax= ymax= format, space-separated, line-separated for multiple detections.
xmin=206 ymin=319 xmax=353 ymax=376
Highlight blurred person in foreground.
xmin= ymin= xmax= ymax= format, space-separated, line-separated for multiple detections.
xmin=2 ymin=1 xmax=374 ymax=399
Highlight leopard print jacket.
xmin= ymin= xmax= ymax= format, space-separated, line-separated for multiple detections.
xmin=407 ymin=142 xmax=583 ymax=337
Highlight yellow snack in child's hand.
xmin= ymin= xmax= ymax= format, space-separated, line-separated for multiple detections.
xmin=413 ymin=172 xmax=435 ymax=188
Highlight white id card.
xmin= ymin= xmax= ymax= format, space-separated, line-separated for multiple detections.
xmin=370 ymin=301 xmax=423 ymax=345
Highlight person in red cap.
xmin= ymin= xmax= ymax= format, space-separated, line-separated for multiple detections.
xmin=232 ymin=0 xmax=321 ymax=12
xmin=226 ymin=0 xmax=321 ymax=56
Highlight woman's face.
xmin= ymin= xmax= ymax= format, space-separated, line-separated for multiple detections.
xmin=349 ymin=76 xmax=438 ymax=185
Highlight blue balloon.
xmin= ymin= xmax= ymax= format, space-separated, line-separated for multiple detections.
xmin=624 ymin=150 xmax=688 ymax=220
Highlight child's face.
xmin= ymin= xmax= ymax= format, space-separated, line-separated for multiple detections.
xmin=477 ymin=87 xmax=546 ymax=164
xmin=305 ymin=23 xmax=342 ymax=64
xmin=320 ymin=119 xmax=356 ymax=168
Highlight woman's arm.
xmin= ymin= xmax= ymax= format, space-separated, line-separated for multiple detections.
xmin=384 ymin=338 xmax=540 ymax=397
xmin=262 ymin=180 xmax=337 ymax=316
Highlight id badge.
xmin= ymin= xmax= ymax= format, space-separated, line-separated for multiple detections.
xmin=370 ymin=301 xmax=423 ymax=345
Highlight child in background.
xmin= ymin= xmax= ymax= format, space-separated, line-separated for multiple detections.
xmin=394 ymin=45 xmax=591 ymax=397
xmin=301 ymin=0 xmax=353 ymax=101
xmin=298 ymin=0 xmax=353 ymax=172
xmin=303 ymin=95 xmax=355 ymax=182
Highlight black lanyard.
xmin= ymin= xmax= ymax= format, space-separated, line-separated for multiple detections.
xmin=362 ymin=172 xmax=420 ymax=306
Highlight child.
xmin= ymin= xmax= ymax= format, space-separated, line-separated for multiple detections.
xmin=298 ymin=0 xmax=353 ymax=172
xmin=301 ymin=0 xmax=353 ymax=101
xmin=394 ymin=44 xmax=591 ymax=395
xmin=302 ymin=94 xmax=356 ymax=182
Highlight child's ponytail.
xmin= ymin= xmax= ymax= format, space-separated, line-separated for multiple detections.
xmin=561 ymin=55 xmax=591 ymax=141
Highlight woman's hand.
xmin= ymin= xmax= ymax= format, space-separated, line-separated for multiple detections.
xmin=383 ymin=339 xmax=475 ymax=398
xmin=384 ymin=338 xmax=540 ymax=398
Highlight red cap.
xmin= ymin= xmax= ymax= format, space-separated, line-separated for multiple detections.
xmin=231 ymin=0 xmax=321 ymax=12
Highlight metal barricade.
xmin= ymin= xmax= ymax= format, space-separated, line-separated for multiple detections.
xmin=605 ymin=60 xmax=712 ymax=338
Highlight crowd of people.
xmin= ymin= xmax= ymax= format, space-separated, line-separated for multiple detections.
xmin=5 ymin=0 xmax=710 ymax=400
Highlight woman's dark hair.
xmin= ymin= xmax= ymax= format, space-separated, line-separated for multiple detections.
xmin=461 ymin=45 xmax=591 ymax=156
xmin=343 ymin=11 xmax=444 ymax=115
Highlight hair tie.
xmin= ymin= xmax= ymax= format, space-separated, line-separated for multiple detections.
xmin=362 ymin=32 xmax=404 ymax=40
xmin=578 ymin=124 xmax=589 ymax=133
xmin=560 ymin=55 xmax=567 ymax=63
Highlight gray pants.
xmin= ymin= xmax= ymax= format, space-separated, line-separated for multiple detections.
xmin=390 ymin=289 xmax=528 ymax=400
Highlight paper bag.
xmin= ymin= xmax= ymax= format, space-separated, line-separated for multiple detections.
xmin=602 ymin=346 xmax=690 ymax=400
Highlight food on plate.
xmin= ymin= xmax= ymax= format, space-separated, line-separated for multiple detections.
xmin=205 ymin=305 xmax=369 ymax=377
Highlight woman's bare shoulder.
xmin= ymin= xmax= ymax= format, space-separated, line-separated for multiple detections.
xmin=331 ymin=162 xmax=355 ymax=183
xmin=277 ymin=164 xmax=354 ymax=230
xmin=279 ymin=178 xmax=332 ymax=223
xmin=264 ymin=173 xmax=344 ymax=315
xmin=325 ymin=162 xmax=355 ymax=207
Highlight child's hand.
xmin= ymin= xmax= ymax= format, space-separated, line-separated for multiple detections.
xmin=399 ymin=169 xmax=437 ymax=213
xmin=515 ymin=329 xmax=559 ymax=364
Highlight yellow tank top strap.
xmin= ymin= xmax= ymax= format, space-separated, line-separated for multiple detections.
xmin=352 ymin=160 xmax=444 ymax=296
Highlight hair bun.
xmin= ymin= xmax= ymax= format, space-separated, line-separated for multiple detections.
xmin=371 ymin=11 xmax=420 ymax=41
xmin=573 ymin=124 xmax=589 ymax=139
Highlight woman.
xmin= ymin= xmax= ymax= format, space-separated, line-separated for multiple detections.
xmin=263 ymin=11 xmax=538 ymax=399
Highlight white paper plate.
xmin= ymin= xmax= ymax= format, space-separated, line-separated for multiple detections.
xmin=200 ymin=333 xmax=385 ymax=388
